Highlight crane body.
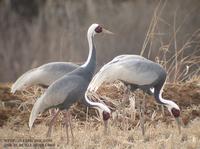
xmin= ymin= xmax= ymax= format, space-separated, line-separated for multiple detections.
xmin=29 ymin=24 xmax=112 ymax=140
xmin=88 ymin=54 xmax=181 ymax=132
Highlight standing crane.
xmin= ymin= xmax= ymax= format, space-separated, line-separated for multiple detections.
xmin=29 ymin=24 xmax=113 ymax=141
xmin=88 ymin=54 xmax=181 ymax=133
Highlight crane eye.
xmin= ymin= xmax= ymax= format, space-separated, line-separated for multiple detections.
xmin=171 ymin=108 xmax=180 ymax=118
xmin=102 ymin=111 xmax=110 ymax=121
xmin=95 ymin=26 xmax=103 ymax=33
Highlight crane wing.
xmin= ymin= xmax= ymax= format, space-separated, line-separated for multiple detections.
xmin=29 ymin=75 xmax=83 ymax=129
xmin=11 ymin=62 xmax=79 ymax=93
xmin=88 ymin=55 xmax=159 ymax=91
xmin=35 ymin=62 xmax=79 ymax=87
xmin=11 ymin=68 xmax=40 ymax=93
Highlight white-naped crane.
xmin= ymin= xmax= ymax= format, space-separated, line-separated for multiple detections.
xmin=11 ymin=62 xmax=79 ymax=93
xmin=29 ymin=24 xmax=113 ymax=142
xmin=88 ymin=54 xmax=181 ymax=134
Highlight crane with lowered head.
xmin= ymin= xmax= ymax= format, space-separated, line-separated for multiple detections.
xmin=88 ymin=54 xmax=181 ymax=133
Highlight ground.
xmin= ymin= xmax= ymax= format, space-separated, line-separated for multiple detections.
xmin=0 ymin=80 xmax=199 ymax=149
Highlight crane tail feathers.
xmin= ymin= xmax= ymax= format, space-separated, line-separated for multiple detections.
xmin=29 ymin=94 xmax=46 ymax=129
xmin=11 ymin=68 xmax=37 ymax=93
xmin=89 ymin=65 xmax=113 ymax=91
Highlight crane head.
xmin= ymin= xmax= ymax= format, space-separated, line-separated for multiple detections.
xmin=102 ymin=111 xmax=111 ymax=134
xmin=166 ymin=102 xmax=181 ymax=134
xmin=165 ymin=100 xmax=180 ymax=117
xmin=103 ymin=111 xmax=110 ymax=121
xmin=171 ymin=107 xmax=180 ymax=118
xmin=171 ymin=107 xmax=181 ymax=134
xmin=88 ymin=24 xmax=114 ymax=36
xmin=95 ymin=25 xmax=114 ymax=35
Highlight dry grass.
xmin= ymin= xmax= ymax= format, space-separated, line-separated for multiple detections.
xmin=140 ymin=1 xmax=200 ymax=83
xmin=0 ymin=1 xmax=199 ymax=149
xmin=0 ymin=0 xmax=200 ymax=82
xmin=0 ymin=117 xmax=200 ymax=149
xmin=0 ymin=80 xmax=200 ymax=149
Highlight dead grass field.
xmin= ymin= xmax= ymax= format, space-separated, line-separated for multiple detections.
xmin=0 ymin=1 xmax=199 ymax=149
xmin=0 ymin=79 xmax=199 ymax=149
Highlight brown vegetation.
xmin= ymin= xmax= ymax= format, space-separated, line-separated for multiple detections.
xmin=0 ymin=0 xmax=200 ymax=82
xmin=0 ymin=0 xmax=199 ymax=148
xmin=0 ymin=79 xmax=199 ymax=148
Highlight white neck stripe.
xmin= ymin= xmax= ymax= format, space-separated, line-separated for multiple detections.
xmin=158 ymin=82 xmax=180 ymax=110
xmin=84 ymin=92 xmax=111 ymax=113
xmin=81 ymin=26 xmax=95 ymax=68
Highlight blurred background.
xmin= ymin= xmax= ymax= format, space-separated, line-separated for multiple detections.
xmin=0 ymin=0 xmax=199 ymax=82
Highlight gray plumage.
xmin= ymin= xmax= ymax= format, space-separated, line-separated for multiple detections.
xmin=11 ymin=62 xmax=79 ymax=93
xmin=88 ymin=54 xmax=181 ymax=133
xmin=29 ymin=68 xmax=93 ymax=128
xmin=29 ymin=24 xmax=112 ymax=129
xmin=89 ymin=55 xmax=166 ymax=92
xmin=88 ymin=54 xmax=180 ymax=117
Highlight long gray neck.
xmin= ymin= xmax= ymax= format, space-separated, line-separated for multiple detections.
xmin=81 ymin=31 xmax=96 ymax=81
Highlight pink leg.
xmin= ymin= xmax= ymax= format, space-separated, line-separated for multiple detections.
xmin=46 ymin=109 xmax=60 ymax=137
xmin=68 ymin=112 xmax=74 ymax=140
xmin=63 ymin=111 xmax=69 ymax=143
xmin=63 ymin=111 xmax=74 ymax=143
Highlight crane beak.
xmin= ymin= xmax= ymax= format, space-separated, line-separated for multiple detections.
xmin=102 ymin=28 xmax=114 ymax=35
xmin=103 ymin=120 xmax=109 ymax=134
xmin=175 ymin=117 xmax=181 ymax=134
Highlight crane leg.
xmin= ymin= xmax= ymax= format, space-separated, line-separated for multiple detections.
xmin=139 ymin=94 xmax=146 ymax=138
xmin=62 ymin=111 xmax=74 ymax=143
xmin=161 ymin=105 xmax=165 ymax=117
xmin=129 ymin=95 xmax=136 ymax=121
xmin=139 ymin=101 xmax=144 ymax=136
xmin=46 ymin=109 xmax=60 ymax=137
xmin=62 ymin=110 xmax=69 ymax=143
xmin=122 ymin=85 xmax=131 ymax=103
xmin=68 ymin=112 xmax=74 ymax=139
xmin=120 ymin=85 xmax=131 ymax=130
